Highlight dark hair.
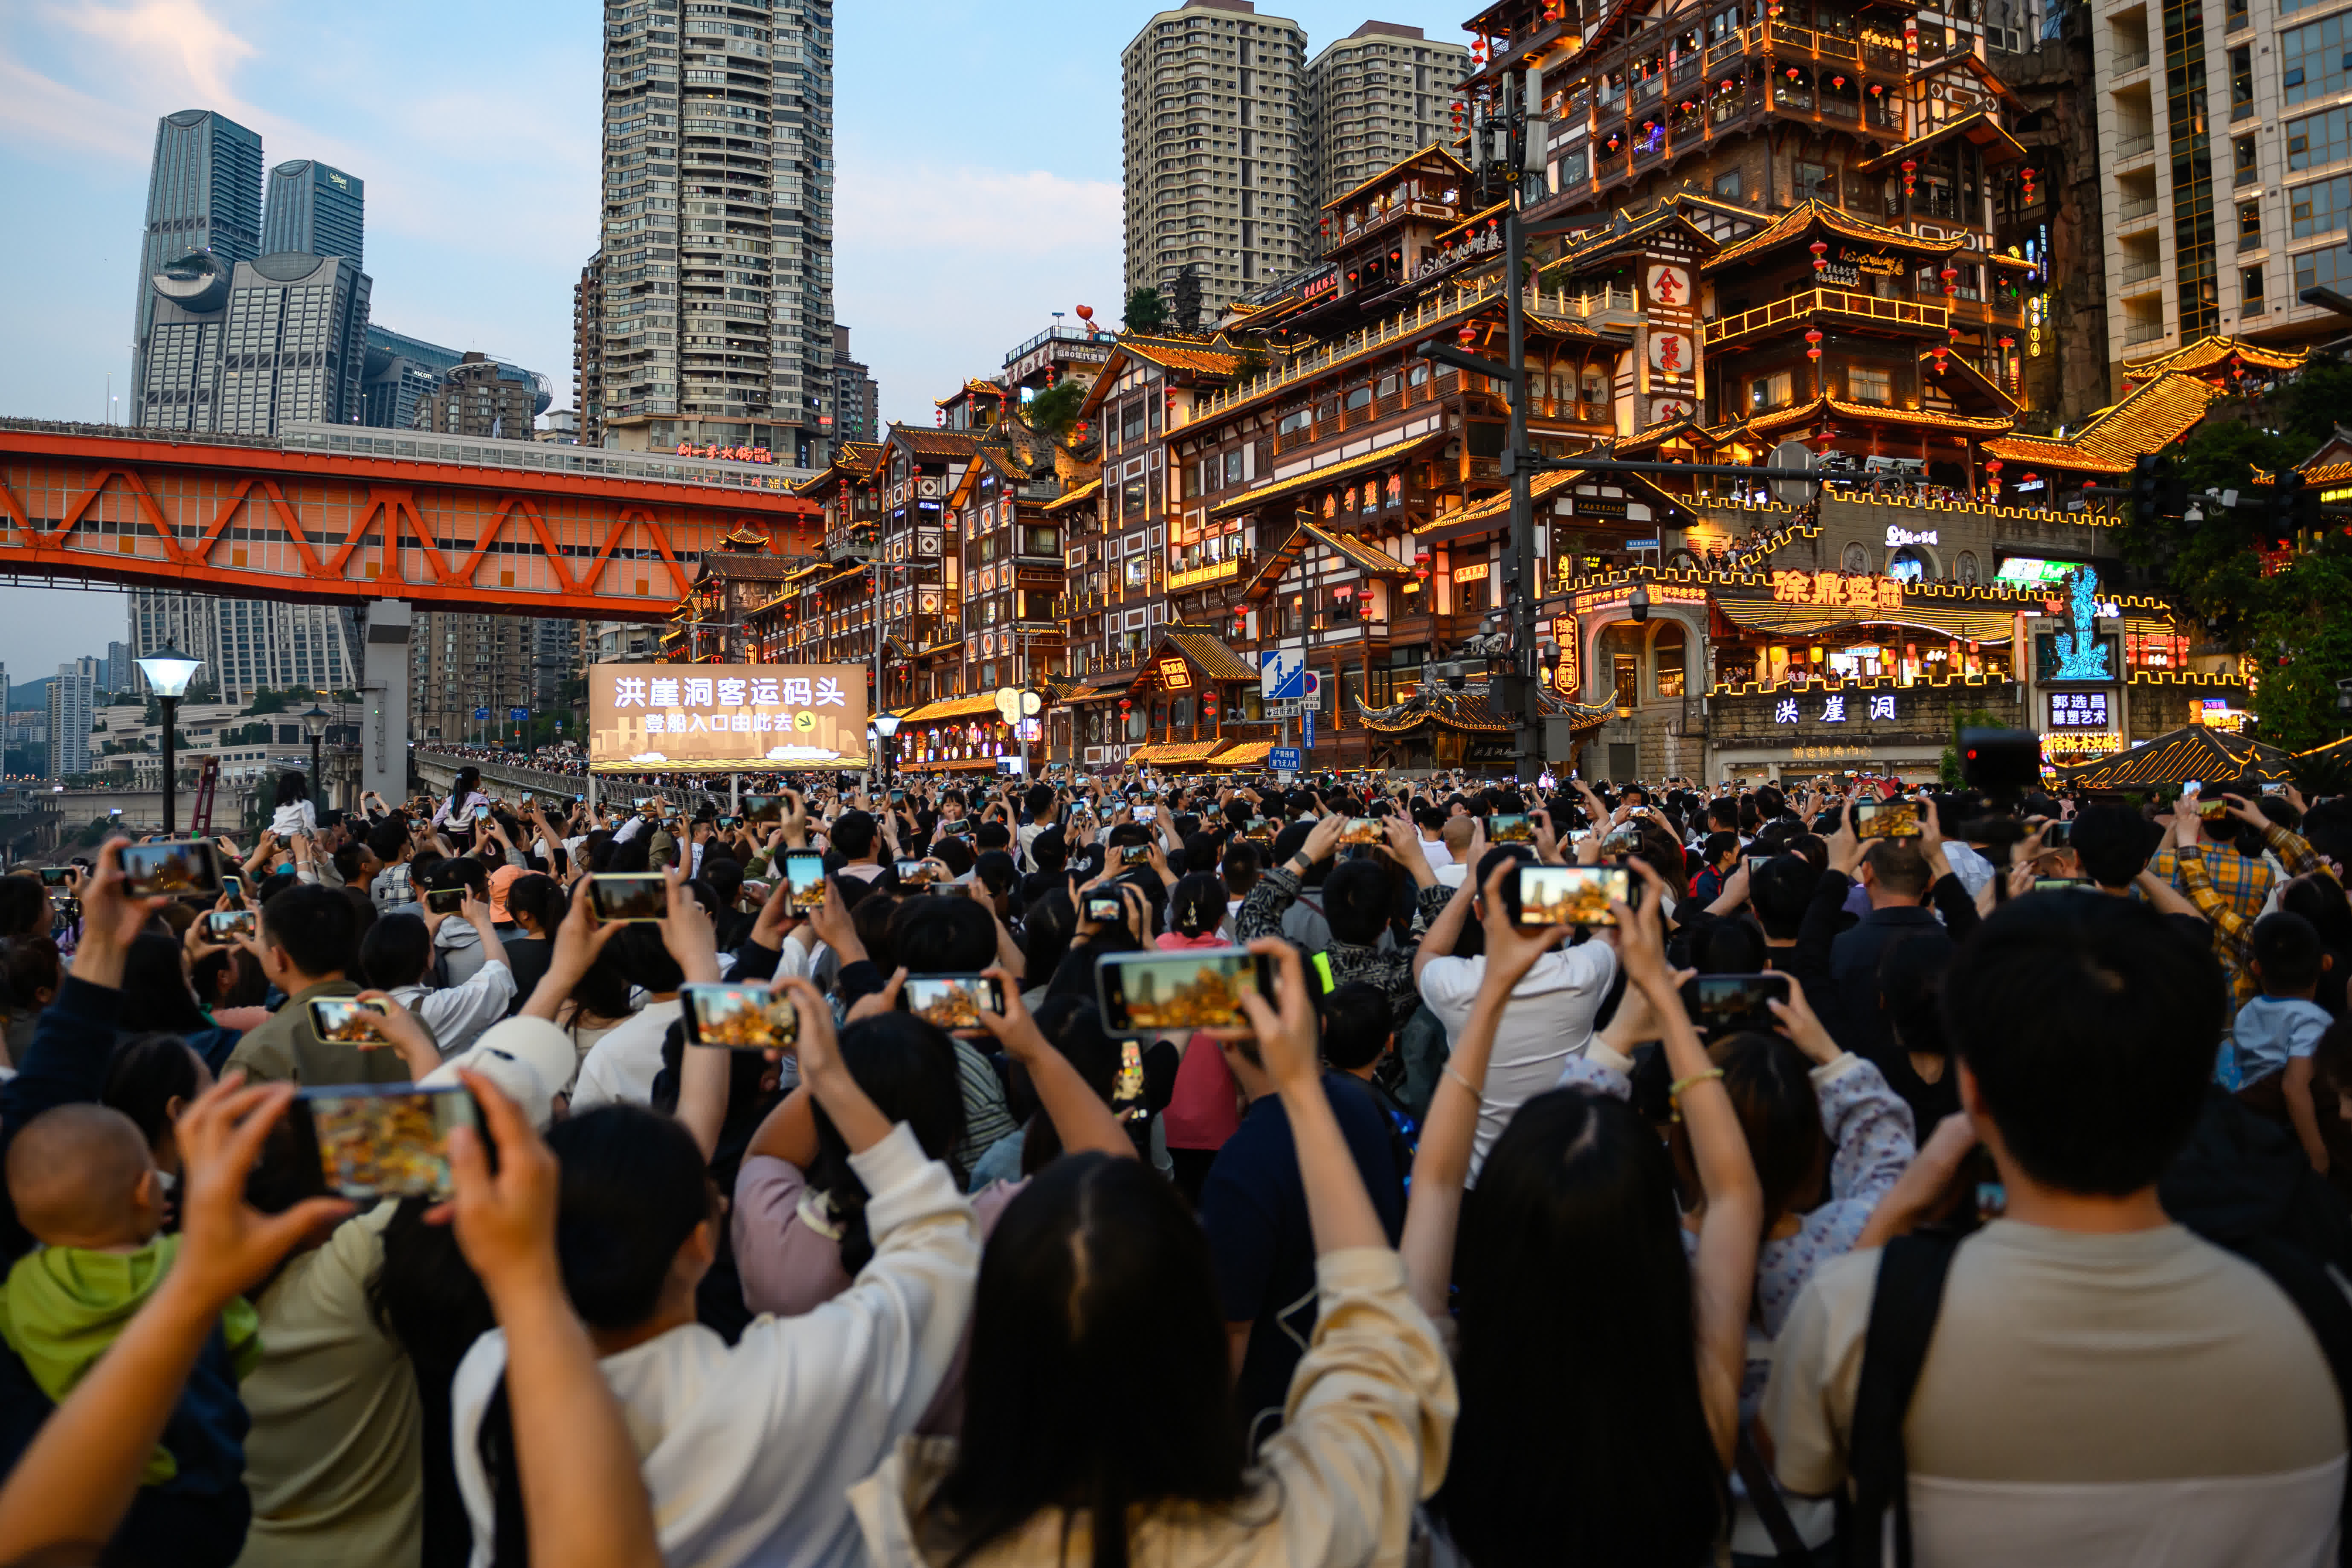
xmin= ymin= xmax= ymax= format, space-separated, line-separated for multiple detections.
xmin=2315 ymin=1016 xmax=2352 ymax=1094
xmin=975 ymin=821 xmax=1012 ymax=853
xmin=812 ymin=1015 xmax=968 ymax=1273
xmin=1322 ymin=858 xmax=1394 ymax=945
xmin=1702 ymin=1030 xmax=1823 ymax=1227
xmin=974 ymin=849 xmax=1019 ymax=899
xmin=2068 ymin=804 xmax=2160 ymax=890
xmin=1318 ymin=982 xmax=1392 ymax=1071
xmin=193 ymin=945 xmax=266 ymax=1009
xmin=1022 ymin=890 xmax=1078 ymax=990
xmin=929 ymin=838 xmax=977 ymax=879
xmin=1434 ymin=1088 xmax=1725 ymax=1565
xmin=449 ymin=767 xmax=480 ymax=809
xmin=0 ymin=877 xmax=50 ymax=941
xmin=261 ymin=885 xmax=354 ymax=981
xmin=2252 ymin=911 xmax=2326 ymax=994
xmin=426 ymin=855 xmax=488 ymax=899
xmin=506 ymin=872 xmax=564 ymax=933
xmin=1880 ymin=932 xmax=1954 ymax=1063
xmin=1030 ymin=827 xmax=1068 ymax=875
xmin=1166 ymin=872 xmax=1226 ymax=939
xmin=2282 ymin=872 xmax=2352 ymax=954
xmin=102 ymin=1033 xmax=206 ymax=1152
xmin=1861 ymin=839 xmax=1931 ymax=899
xmin=275 ymin=771 xmax=310 ymax=809
xmin=609 ymin=922 xmax=684 ymax=994
xmin=367 ymin=818 xmax=410 ymax=863
xmin=833 ymin=811 xmax=879 ymax=860
xmin=925 ymin=1155 xmax=1245 ymax=1568
xmin=1221 ymin=840 xmax=1261 ymax=895
xmin=567 ymin=944 xmax=634 ymax=1025
xmin=116 ymin=933 xmax=211 ymax=1035
xmin=1701 ymin=830 xmax=1740 ymax=869
xmin=889 ymin=895 xmax=997 ymax=973
xmin=359 ymin=915 xmax=433 ymax=991
xmin=1943 ymin=890 xmax=2222 ymax=1194
xmin=544 ymin=1105 xmax=713 ymax=1328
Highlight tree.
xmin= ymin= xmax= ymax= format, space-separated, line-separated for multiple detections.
xmin=1125 ymin=286 xmax=1170 ymax=334
xmin=1024 ymin=380 xmax=1087 ymax=441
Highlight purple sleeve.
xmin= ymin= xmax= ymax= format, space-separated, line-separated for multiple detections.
xmin=731 ymin=1154 xmax=856 ymax=1319
xmin=1817 ymin=1056 xmax=1915 ymax=1207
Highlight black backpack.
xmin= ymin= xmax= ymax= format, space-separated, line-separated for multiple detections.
xmin=1847 ymin=1093 xmax=2352 ymax=1568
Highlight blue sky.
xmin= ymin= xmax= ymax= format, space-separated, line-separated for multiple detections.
xmin=0 ymin=0 xmax=1465 ymax=678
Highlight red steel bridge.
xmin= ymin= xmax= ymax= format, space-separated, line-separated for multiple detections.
xmin=0 ymin=419 xmax=821 ymax=618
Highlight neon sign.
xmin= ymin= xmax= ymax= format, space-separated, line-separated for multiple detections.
xmin=1885 ymin=525 xmax=1938 ymax=547
xmin=1770 ymin=571 xmax=1905 ymax=610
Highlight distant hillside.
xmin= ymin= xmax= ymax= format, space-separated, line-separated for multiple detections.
xmin=6 ymin=678 xmax=51 ymax=713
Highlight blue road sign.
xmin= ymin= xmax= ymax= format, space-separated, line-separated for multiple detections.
xmin=472 ymin=707 xmax=490 ymax=721
xmin=1269 ymin=747 xmax=1301 ymax=772
xmin=1259 ymin=648 xmax=1305 ymax=701
xmin=509 ymin=707 xmax=529 ymax=722
xmin=1303 ymin=708 xmax=1316 ymax=751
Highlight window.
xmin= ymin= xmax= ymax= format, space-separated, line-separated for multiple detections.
xmin=1749 ymin=370 xmax=1794 ymax=411
xmin=2241 ymin=200 xmax=2265 ymax=244
xmin=2245 ymin=265 xmax=2267 ymax=306
xmin=2280 ymin=13 xmax=2352 ymax=104
xmin=1794 ymin=159 xmax=1833 ymax=198
xmin=1653 ymin=621 xmax=1687 ymax=698
xmin=1122 ymin=403 xmax=1147 ymax=442
xmin=1847 ymin=366 xmax=1893 ymax=404
xmin=1277 ymin=406 xmax=1311 ymax=436
xmin=1223 ymin=449 xmax=1245 ymax=484
xmin=2297 ymin=242 xmax=2352 ymax=292
xmin=2288 ymin=106 xmax=2352 ymax=170
xmin=2293 ymin=174 xmax=2352 ymax=236
xmin=2236 ymin=136 xmax=2261 ymax=183
xmin=1713 ymin=170 xmax=1743 ymax=198
xmin=1344 ymin=384 xmax=1373 ymax=410
xmin=2230 ymin=46 xmax=2255 ymax=117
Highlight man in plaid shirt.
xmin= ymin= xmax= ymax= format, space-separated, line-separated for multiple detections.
xmin=1237 ymin=811 xmax=1451 ymax=1032
xmin=2155 ymin=785 xmax=2324 ymax=1003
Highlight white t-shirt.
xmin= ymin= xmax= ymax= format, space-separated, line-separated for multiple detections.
xmin=1416 ymin=832 xmax=1455 ymax=871
xmin=568 ymin=998 xmax=685 ymax=1111
xmin=1419 ymin=940 xmax=1619 ymax=1181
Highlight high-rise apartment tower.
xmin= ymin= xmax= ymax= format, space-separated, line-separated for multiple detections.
xmin=1303 ymin=24 xmax=1470 ymax=236
xmin=595 ymin=0 xmax=836 ymax=467
xmin=1121 ymin=0 xmax=1311 ymax=326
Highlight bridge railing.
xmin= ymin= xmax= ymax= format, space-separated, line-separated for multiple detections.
xmin=412 ymin=751 xmax=708 ymax=811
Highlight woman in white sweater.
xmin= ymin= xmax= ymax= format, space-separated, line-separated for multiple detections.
xmin=451 ymin=976 xmax=977 ymax=1568
xmin=269 ymin=770 xmax=319 ymax=838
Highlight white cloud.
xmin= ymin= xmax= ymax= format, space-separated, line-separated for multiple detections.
xmin=835 ymin=151 xmax=1122 ymax=429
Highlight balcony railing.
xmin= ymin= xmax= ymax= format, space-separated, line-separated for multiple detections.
xmin=2117 ymin=130 xmax=2156 ymax=160
xmin=2118 ymin=258 xmax=2163 ymax=288
xmin=1704 ymin=287 xmax=1951 ymax=347
xmin=2117 ymin=193 xmax=2160 ymax=225
xmin=2111 ymin=46 xmax=2151 ymax=71
xmin=2123 ymin=315 xmax=2169 ymax=345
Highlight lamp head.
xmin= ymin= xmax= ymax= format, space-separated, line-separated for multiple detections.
xmin=875 ymin=713 xmax=902 ymax=738
xmin=136 ymin=646 xmax=202 ymax=699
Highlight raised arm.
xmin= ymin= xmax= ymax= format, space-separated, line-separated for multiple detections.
xmin=971 ymin=970 xmax=1134 ymax=1163
xmin=1241 ymin=939 xmax=1388 ymax=1257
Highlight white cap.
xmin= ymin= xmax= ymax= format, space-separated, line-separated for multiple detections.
xmin=420 ymin=1016 xmax=576 ymax=1130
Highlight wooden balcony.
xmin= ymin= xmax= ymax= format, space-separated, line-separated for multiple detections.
xmin=1704 ymin=287 xmax=1950 ymax=349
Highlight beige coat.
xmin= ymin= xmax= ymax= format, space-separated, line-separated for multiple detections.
xmin=848 ymin=1247 xmax=1455 ymax=1568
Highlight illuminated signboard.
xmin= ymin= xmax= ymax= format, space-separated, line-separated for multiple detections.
xmin=1300 ymin=265 xmax=1341 ymax=304
xmin=1454 ymin=562 xmax=1491 ymax=583
xmin=1572 ymin=582 xmax=1708 ymax=616
xmin=1995 ymin=556 xmax=2084 ymax=588
xmin=2043 ymin=730 xmax=2126 ymax=761
xmin=1769 ymin=571 xmax=1905 ymax=611
xmin=1157 ymin=657 xmax=1194 ymax=691
xmin=2046 ymin=691 xmax=2111 ymax=730
xmin=590 ymin=664 xmax=868 ymax=773
xmin=1885 ymin=525 xmax=1938 ymax=547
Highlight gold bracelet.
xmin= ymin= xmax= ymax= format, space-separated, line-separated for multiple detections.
xmin=1669 ymin=1068 xmax=1725 ymax=1098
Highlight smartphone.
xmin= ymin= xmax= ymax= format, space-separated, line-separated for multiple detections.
xmin=119 ymin=839 xmax=222 ymax=899
xmin=2263 ymin=781 xmax=2288 ymax=797
xmin=1120 ymin=842 xmax=1153 ymax=866
xmin=1852 ymin=799 xmax=1920 ymax=840
xmin=1487 ymin=813 xmax=1534 ymax=844
xmin=1244 ymin=818 xmax=1274 ymax=841
xmin=2040 ymin=819 xmax=2071 ymax=849
xmin=35 ymin=867 xmax=69 ymax=887
xmin=1746 ymin=854 xmax=1775 ymax=878
xmin=895 ymin=857 xmax=931 ymax=884
xmin=633 ymin=797 xmax=655 ymax=809
xmin=1114 ymin=1039 xmax=1146 ymax=1108
xmin=308 ymin=995 xmax=392 ymax=1044
xmin=292 ymin=1083 xmax=478 ymax=1201
xmin=1084 ymin=893 xmax=1126 ymax=924
xmin=783 ymin=850 xmax=827 ymax=913
xmin=1975 ymin=1180 xmax=2009 ymax=1222
xmin=586 ymin=872 xmax=667 ymax=922
xmin=424 ymin=886 xmax=466 ymax=915
xmin=890 ymin=789 xmax=908 ymax=803
xmin=472 ymin=805 xmax=492 ymax=823
xmin=717 ymin=815 xmax=739 ymax=829
xmin=205 ymin=908 xmax=256 ymax=940
xmin=2198 ymin=797 xmax=2232 ymax=821
xmin=679 ymin=982 xmax=800 ymax=1050
xmin=1337 ymin=817 xmax=1383 ymax=847
xmin=1096 ymin=947 xmax=1275 ymax=1035
xmin=740 ymin=795 xmax=784 ymax=826
xmin=222 ymin=874 xmax=243 ymax=899
xmin=1600 ymin=825 xmax=1643 ymax=856
xmin=1514 ymin=865 xmax=1629 ymax=927
xmin=2033 ymin=876 xmax=2090 ymax=893
xmin=1679 ymin=973 xmax=1791 ymax=1035
xmin=942 ymin=818 xmax=974 ymax=837
xmin=900 ymin=973 xmax=1006 ymax=1031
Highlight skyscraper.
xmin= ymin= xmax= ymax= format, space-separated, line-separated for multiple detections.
xmin=595 ymin=0 xmax=836 ymax=467
xmin=131 ymin=110 xmax=264 ymax=431
xmin=1303 ymin=25 xmax=1469 ymax=236
xmin=125 ymin=592 xmax=357 ymax=705
xmin=215 ymin=253 xmax=372 ymax=435
xmin=262 ymin=159 xmax=365 ymax=268
xmin=574 ymin=250 xmax=606 ymax=446
xmin=1122 ymin=0 xmax=1310 ymax=326
xmin=47 ymin=660 xmax=97 ymax=780
xmin=832 ymin=324 xmax=878 ymax=445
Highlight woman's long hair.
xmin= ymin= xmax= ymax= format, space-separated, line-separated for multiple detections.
xmin=1433 ymin=1089 xmax=1727 ymax=1567
xmin=924 ymin=1154 xmax=1246 ymax=1568
xmin=274 ymin=770 xmax=310 ymax=809
xmin=116 ymin=934 xmax=211 ymax=1035
xmin=1166 ymin=873 xmax=1226 ymax=939
xmin=810 ymin=1014 xmax=967 ymax=1273
xmin=450 ymin=766 xmax=481 ymax=814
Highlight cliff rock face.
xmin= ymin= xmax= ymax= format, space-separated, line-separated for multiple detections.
xmin=1995 ymin=9 xmax=2114 ymax=429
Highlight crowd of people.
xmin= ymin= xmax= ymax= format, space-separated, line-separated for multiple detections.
xmin=0 ymin=755 xmax=2344 ymax=1568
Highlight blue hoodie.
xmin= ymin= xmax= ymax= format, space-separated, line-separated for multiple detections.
xmin=2233 ymin=994 xmax=2334 ymax=1087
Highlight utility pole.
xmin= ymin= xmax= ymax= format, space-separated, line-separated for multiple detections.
xmin=1501 ymin=64 xmax=1541 ymax=785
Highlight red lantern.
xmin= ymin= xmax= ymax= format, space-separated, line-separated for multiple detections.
xmin=1458 ymin=323 xmax=1479 ymax=348
xmin=1871 ymin=82 xmax=1885 ymax=95
xmin=1940 ymin=265 xmax=1959 ymax=297
xmin=1810 ymin=239 xmax=1829 ymax=273
xmin=1901 ymin=157 xmax=1917 ymax=197
xmin=1932 ymin=346 xmax=1948 ymax=372
xmin=1805 ymin=328 xmax=1824 ymax=360
xmin=1986 ymin=458 xmax=2004 ymax=479
xmin=1357 ymin=585 xmax=1375 ymax=605
xmin=1831 ymin=74 xmax=1846 ymax=88
xmin=1786 ymin=66 xmax=1801 ymax=79
xmin=1998 ymin=336 xmax=2016 ymax=350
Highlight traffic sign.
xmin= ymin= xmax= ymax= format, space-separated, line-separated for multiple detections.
xmin=509 ymin=707 xmax=529 ymax=722
xmin=473 ymin=707 xmax=490 ymax=721
xmin=1303 ymin=708 xmax=1316 ymax=750
xmin=1259 ymin=648 xmax=1305 ymax=701
xmin=1269 ymin=747 xmax=1301 ymax=772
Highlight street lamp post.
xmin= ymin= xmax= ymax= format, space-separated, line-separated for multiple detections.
xmin=301 ymin=704 xmax=331 ymax=805
xmin=136 ymin=645 xmax=203 ymax=835
xmin=874 ymin=712 xmax=901 ymax=790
